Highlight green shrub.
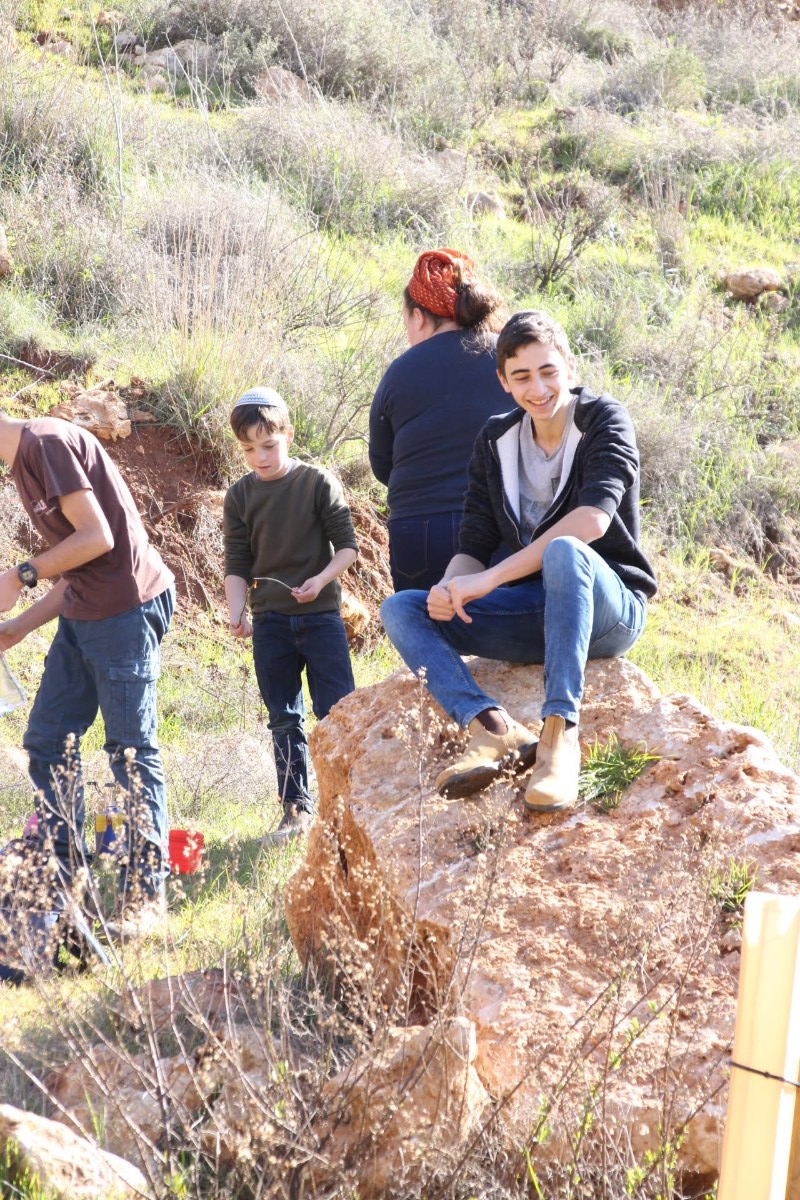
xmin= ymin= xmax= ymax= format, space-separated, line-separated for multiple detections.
xmin=0 ymin=59 xmax=117 ymax=196
xmin=123 ymin=0 xmax=471 ymax=134
xmin=593 ymin=43 xmax=707 ymax=113
xmin=224 ymin=99 xmax=460 ymax=236
xmin=579 ymin=735 xmax=660 ymax=812
xmin=2 ymin=179 xmax=148 ymax=326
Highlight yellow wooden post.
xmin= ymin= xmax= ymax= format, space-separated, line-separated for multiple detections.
xmin=718 ymin=892 xmax=800 ymax=1200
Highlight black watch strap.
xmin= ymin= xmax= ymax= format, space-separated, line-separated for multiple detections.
xmin=17 ymin=562 xmax=38 ymax=589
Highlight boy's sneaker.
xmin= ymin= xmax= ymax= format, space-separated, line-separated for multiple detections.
xmin=106 ymin=893 xmax=167 ymax=940
xmin=260 ymin=804 xmax=313 ymax=847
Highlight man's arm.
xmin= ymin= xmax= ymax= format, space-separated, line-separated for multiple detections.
xmin=445 ymin=505 xmax=610 ymax=622
xmin=0 ymin=489 xmax=114 ymax=613
xmin=0 ymin=578 xmax=69 ymax=651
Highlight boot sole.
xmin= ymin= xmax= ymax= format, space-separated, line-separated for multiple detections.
xmin=438 ymin=741 xmax=538 ymax=800
xmin=523 ymin=792 xmax=579 ymax=814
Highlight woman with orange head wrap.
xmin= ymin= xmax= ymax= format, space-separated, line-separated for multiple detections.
xmin=369 ymin=249 xmax=511 ymax=591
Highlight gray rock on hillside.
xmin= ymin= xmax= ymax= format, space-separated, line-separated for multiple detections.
xmin=0 ymin=1104 xmax=151 ymax=1198
xmin=285 ymin=656 xmax=800 ymax=1196
xmin=255 ymin=65 xmax=313 ymax=102
xmin=466 ymin=189 xmax=506 ymax=218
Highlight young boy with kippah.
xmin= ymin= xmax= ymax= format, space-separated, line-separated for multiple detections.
xmin=223 ymin=387 xmax=358 ymax=842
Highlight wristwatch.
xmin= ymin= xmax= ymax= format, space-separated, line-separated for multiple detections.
xmin=16 ymin=561 xmax=38 ymax=589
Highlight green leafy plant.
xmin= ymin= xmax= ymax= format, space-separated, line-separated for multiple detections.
xmin=579 ymin=734 xmax=661 ymax=812
xmin=709 ymin=856 xmax=758 ymax=913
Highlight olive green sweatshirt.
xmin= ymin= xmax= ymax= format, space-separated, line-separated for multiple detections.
xmin=223 ymin=462 xmax=358 ymax=615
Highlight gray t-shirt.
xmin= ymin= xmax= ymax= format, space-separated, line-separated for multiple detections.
xmin=518 ymin=400 xmax=577 ymax=543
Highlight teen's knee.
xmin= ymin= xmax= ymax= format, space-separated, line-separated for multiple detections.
xmin=542 ymin=536 xmax=591 ymax=579
xmin=380 ymin=589 xmax=429 ymax=640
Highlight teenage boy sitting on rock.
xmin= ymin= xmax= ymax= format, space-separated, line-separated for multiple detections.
xmin=223 ymin=388 xmax=358 ymax=843
xmin=381 ymin=310 xmax=657 ymax=812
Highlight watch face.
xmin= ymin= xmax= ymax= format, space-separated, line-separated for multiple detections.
xmin=17 ymin=562 xmax=37 ymax=587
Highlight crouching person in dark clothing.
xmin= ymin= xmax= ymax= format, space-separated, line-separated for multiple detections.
xmin=381 ymin=311 xmax=657 ymax=814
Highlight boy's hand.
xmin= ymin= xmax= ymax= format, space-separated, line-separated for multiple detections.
xmin=292 ymin=576 xmax=323 ymax=604
xmin=229 ymin=615 xmax=252 ymax=639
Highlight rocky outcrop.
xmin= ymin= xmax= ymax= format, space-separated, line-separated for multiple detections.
xmin=0 ymin=1103 xmax=151 ymax=1198
xmin=465 ymin=189 xmax=506 ymax=219
xmin=255 ymin=66 xmax=313 ymax=103
xmin=309 ymin=1017 xmax=490 ymax=1197
xmin=723 ymin=266 xmax=787 ymax=300
xmin=51 ymin=385 xmax=132 ymax=439
xmin=284 ymin=657 xmax=800 ymax=1192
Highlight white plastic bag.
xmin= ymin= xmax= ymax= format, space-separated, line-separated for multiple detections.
xmin=0 ymin=654 xmax=26 ymax=715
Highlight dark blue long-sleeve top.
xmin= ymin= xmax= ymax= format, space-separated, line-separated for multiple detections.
xmin=368 ymin=330 xmax=513 ymax=521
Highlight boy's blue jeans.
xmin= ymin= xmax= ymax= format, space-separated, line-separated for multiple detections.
xmin=251 ymin=610 xmax=355 ymax=812
xmin=380 ymin=537 xmax=646 ymax=727
xmin=23 ymin=586 xmax=175 ymax=898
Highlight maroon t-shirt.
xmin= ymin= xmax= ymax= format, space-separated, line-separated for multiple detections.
xmin=11 ymin=419 xmax=174 ymax=620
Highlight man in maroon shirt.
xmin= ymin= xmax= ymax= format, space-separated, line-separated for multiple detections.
xmin=0 ymin=412 xmax=175 ymax=940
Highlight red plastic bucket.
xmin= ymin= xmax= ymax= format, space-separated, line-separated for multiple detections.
xmin=168 ymin=829 xmax=205 ymax=875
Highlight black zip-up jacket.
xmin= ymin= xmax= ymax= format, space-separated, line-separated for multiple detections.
xmin=458 ymin=388 xmax=657 ymax=600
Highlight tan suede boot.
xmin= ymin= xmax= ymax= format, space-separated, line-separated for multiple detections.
xmin=523 ymin=716 xmax=581 ymax=813
xmin=436 ymin=715 xmax=538 ymax=799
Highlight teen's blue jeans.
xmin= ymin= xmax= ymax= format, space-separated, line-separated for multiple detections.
xmin=381 ymin=537 xmax=646 ymax=727
xmin=23 ymin=586 xmax=175 ymax=897
xmin=251 ymin=610 xmax=355 ymax=812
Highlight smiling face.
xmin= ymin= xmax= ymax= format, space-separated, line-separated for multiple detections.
xmin=498 ymin=341 xmax=577 ymax=442
xmin=237 ymin=424 xmax=294 ymax=481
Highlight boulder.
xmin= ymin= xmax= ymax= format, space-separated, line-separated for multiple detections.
xmin=722 ymin=267 xmax=787 ymax=300
xmin=340 ymin=588 xmax=371 ymax=644
xmin=0 ymin=1103 xmax=151 ymax=1198
xmin=255 ymin=65 xmax=313 ymax=103
xmin=113 ymin=30 xmax=140 ymax=51
xmin=46 ymin=1046 xmax=206 ymax=1166
xmin=465 ymin=189 xmax=506 ymax=219
xmin=759 ymin=290 xmax=790 ymax=314
xmin=42 ymin=39 xmax=72 ymax=55
xmin=139 ymin=47 xmax=181 ymax=74
xmin=51 ymin=388 xmax=131 ymax=440
xmin=170 ymin=39 xmax=220 ymax=78
xmin=284 ymin=657 xmax=800 ymax=1190
xmin=308 ymin=1017 xmax=490 ymax=1199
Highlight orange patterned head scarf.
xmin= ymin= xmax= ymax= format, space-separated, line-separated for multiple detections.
xmin=406 ymin=248 xmax=476 ymax=319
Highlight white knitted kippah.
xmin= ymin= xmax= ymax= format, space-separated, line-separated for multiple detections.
xmin=231 ymin=386 xmax=288 ymax=413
